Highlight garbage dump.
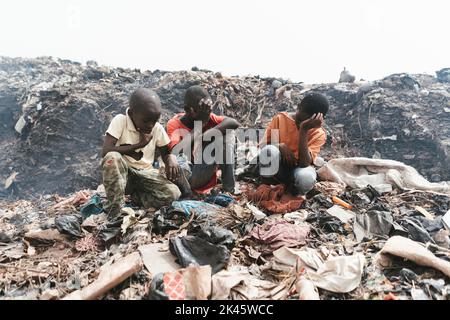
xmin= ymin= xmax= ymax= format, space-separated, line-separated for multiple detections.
xmin=0 ymin=57 xmax=450 ymax=300
xmin=1 ymin=160 xmax=450 ymax=300
xmin=1 ymin=57 xmax=450 ymax=199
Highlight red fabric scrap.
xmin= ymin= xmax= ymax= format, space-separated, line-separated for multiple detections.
xmin=246 ymin=184 xmax=304 ymax=214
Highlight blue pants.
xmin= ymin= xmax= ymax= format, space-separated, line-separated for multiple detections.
xmin=175 ymin=131 xmax=236 ymax=194
xmin=258 ymin=144 xmax=317 ymax=195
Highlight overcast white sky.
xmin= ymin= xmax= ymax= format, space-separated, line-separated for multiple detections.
xmin=0 ymin=0 xmax=449 ymax=83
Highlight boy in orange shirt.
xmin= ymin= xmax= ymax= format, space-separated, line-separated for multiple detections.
xmin=258 ymin=93 xmax=329 ymax=195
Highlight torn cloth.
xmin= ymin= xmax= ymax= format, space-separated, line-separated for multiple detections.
xmin=317 ymin=157 xmax=450 ymax=194
xmin=246 ymin=184 xmax=304 ymax=214
xmin=251 ymin=221 xmax=310 ymax=250
xmin=211 ymin=268 xmax=285 ymax=300
xmin=273 ymin=247 xmax=365 ymax=293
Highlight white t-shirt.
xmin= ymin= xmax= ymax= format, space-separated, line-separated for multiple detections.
xmin=105 ymin=109 xmax=171 ymax=170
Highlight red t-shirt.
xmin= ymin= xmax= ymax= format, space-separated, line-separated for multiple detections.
xmin=167 ymin=113 xmax=225 ymax=150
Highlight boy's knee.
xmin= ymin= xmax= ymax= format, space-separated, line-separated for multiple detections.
xmin=102 ymin=151 xmax=122 ymax=166
xmin=293 ymin=167 xmax=317 ymax=195
xmin=142 ymin=183 xmax=181 ymax=208
xmin=166 ymin=184 xmax=181 ymax=202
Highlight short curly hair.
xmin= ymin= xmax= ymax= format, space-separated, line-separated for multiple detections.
xmin=298 ymin=93 xmax=329 ymax=116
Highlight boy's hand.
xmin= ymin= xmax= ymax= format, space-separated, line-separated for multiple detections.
xmin=198 ymin=98 xmax=213 ymax=113
xmin=137 ymin=132 xmax=153 ymax=148
xmin=128 ymin=151 xmax=144 ymax=161
xmin=197 ymin=97 xmax=213 ymax=124
xmin=165 ymin=154 xmax=180 ymax=181
xmin=278 ymin=143 xmax=297 ymax=167
xmin=299 ymin=113 xmax=324 ymax=132
xmin=119 ymin=144 xmax=143 ymax=160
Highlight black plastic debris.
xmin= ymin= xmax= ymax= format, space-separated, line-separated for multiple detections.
xmin=353 ymin=210 xmax=403 ymax=242
xmin=149 ymin=273 xmax=168 ymax=300
xmin=309 ymin=194 xmax=334 ymax=210
xmin=98 ymin=218 xmax=122 ymax=243
xmin=367 ymin=202 xmax=391 ymax=212
xmin=399 ymin=268 xmax=419 ymax=283
xmin=350 ymin=191 xmax=371 ymax=206
xmin=399 ymin=217 xmax=435 ymax=244
xmin=342 ymin=185 xmax=380 ymax=207
xmin=169 ymin=236 xmax=230 ymax=274
xmin=412 ymin=278 xmax=448 ymax=300
xmin=429 ymin=194 xmax=450 ymax=216
xmin=204 ymin=193 xmax=235 ymax=207
xmin=305 ymin=211 xmax=348 ymax=235
xmin=191 ymin=224 xmax=237 ymax=249
xmin=0 ymin=232 xmax=12 ymax=243
xmin=152 ymin=207 xmax=188 ymax=236
xmin=415 ymin=216 xmax=445 ymax=236
xmin=55 ymin=215 xmax=83 ymax=238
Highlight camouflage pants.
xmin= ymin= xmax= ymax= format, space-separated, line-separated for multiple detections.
xmin=102 ymin=152 xmax=181 ymax=215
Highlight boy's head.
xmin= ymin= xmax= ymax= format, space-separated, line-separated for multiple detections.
xmin=184 ymin=85 xmax=212 ymax=123
xmin=128 ymin=88 xmax=161 ymax=134
xmin=295 ymin=93 xmax=329 ymax=124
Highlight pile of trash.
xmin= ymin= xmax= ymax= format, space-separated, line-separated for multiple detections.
xmin=0 ymin=56 xmax=449 ymax=198
xmin=0 ymin=56 xmax=449 ymax=300
xmin=1 ymin=157 xmax=450 ymax=300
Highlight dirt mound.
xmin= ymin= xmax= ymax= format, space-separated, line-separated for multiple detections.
xmin=0 ymin=56 xmax=449 ymax=198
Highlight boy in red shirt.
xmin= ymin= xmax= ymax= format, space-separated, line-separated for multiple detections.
xmin=167 ymin=85 xmax=240 ymax=196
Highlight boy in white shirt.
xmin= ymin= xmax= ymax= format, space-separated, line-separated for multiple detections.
xmin=101 ymin=88 xmax=181 ymax=219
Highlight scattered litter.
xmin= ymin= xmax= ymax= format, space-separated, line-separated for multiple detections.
xmin=1 ymin=57 xmax=450 ymax=300
xmin=55 ymin=215 xmax=83 ymax=238
xmin=62 ymin=252 xmax=143 ymax=300
xmin=332 ymin=196 xmax=353 ymax=210
xmin=272 ymin=247 xmax=365 ymax=293
xmin=193 ymin=224 xmax=237 ymax=249
xmin=251 ymin=221 xmax=310 ymax=251
xmin=378 ymin=236 xmax=450 ymax=278
xmin=169 ymin=236 xmax=230 ymax=274
xmin=211 ymin=267 xmax=284 ymax=300
xmin=326 ymin=205 xmax=355 ymax=223
xmin=4 ymin=172 xmax=18 ymax=189
xmin=121 ymin=207 xmax=137 ymax=235
xmin=318 ymin=158 xmax=450 ymax=194
xmin=247 ymin=184 xmax=305 ymax=214
xmin=295 ymin=277 xmax=320 ymax=300
xmin=139 ymin=243 xmax=178 ymax=275
xmin=79 ymin=194 xmax=103 ymax=218
xmin=24 ymin=229 xmax=67 ymax=246
xmin=443 ymin=209 xmax=450 ymax=231
xmin=415 ymin=206 xmax=435 ymax=220
xmin=305 ymin=211 xmax=348 ymax=235
xmin=246 ymin=203 xmax=267 ymax=220
xmin=205 ymin=193 xmax=235 ymax=207
xmin=353 ymin=210 xmax=399 ymax=242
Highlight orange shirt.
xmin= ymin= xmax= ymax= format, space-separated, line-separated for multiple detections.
xmin=167 ymin=113 xmax=226 ymax=194
xmin=261 ymin=112 xmax=326 ymax=162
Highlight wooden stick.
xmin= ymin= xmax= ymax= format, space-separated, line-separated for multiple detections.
xmin=62 ymin=252 xmax=143 ymax=300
